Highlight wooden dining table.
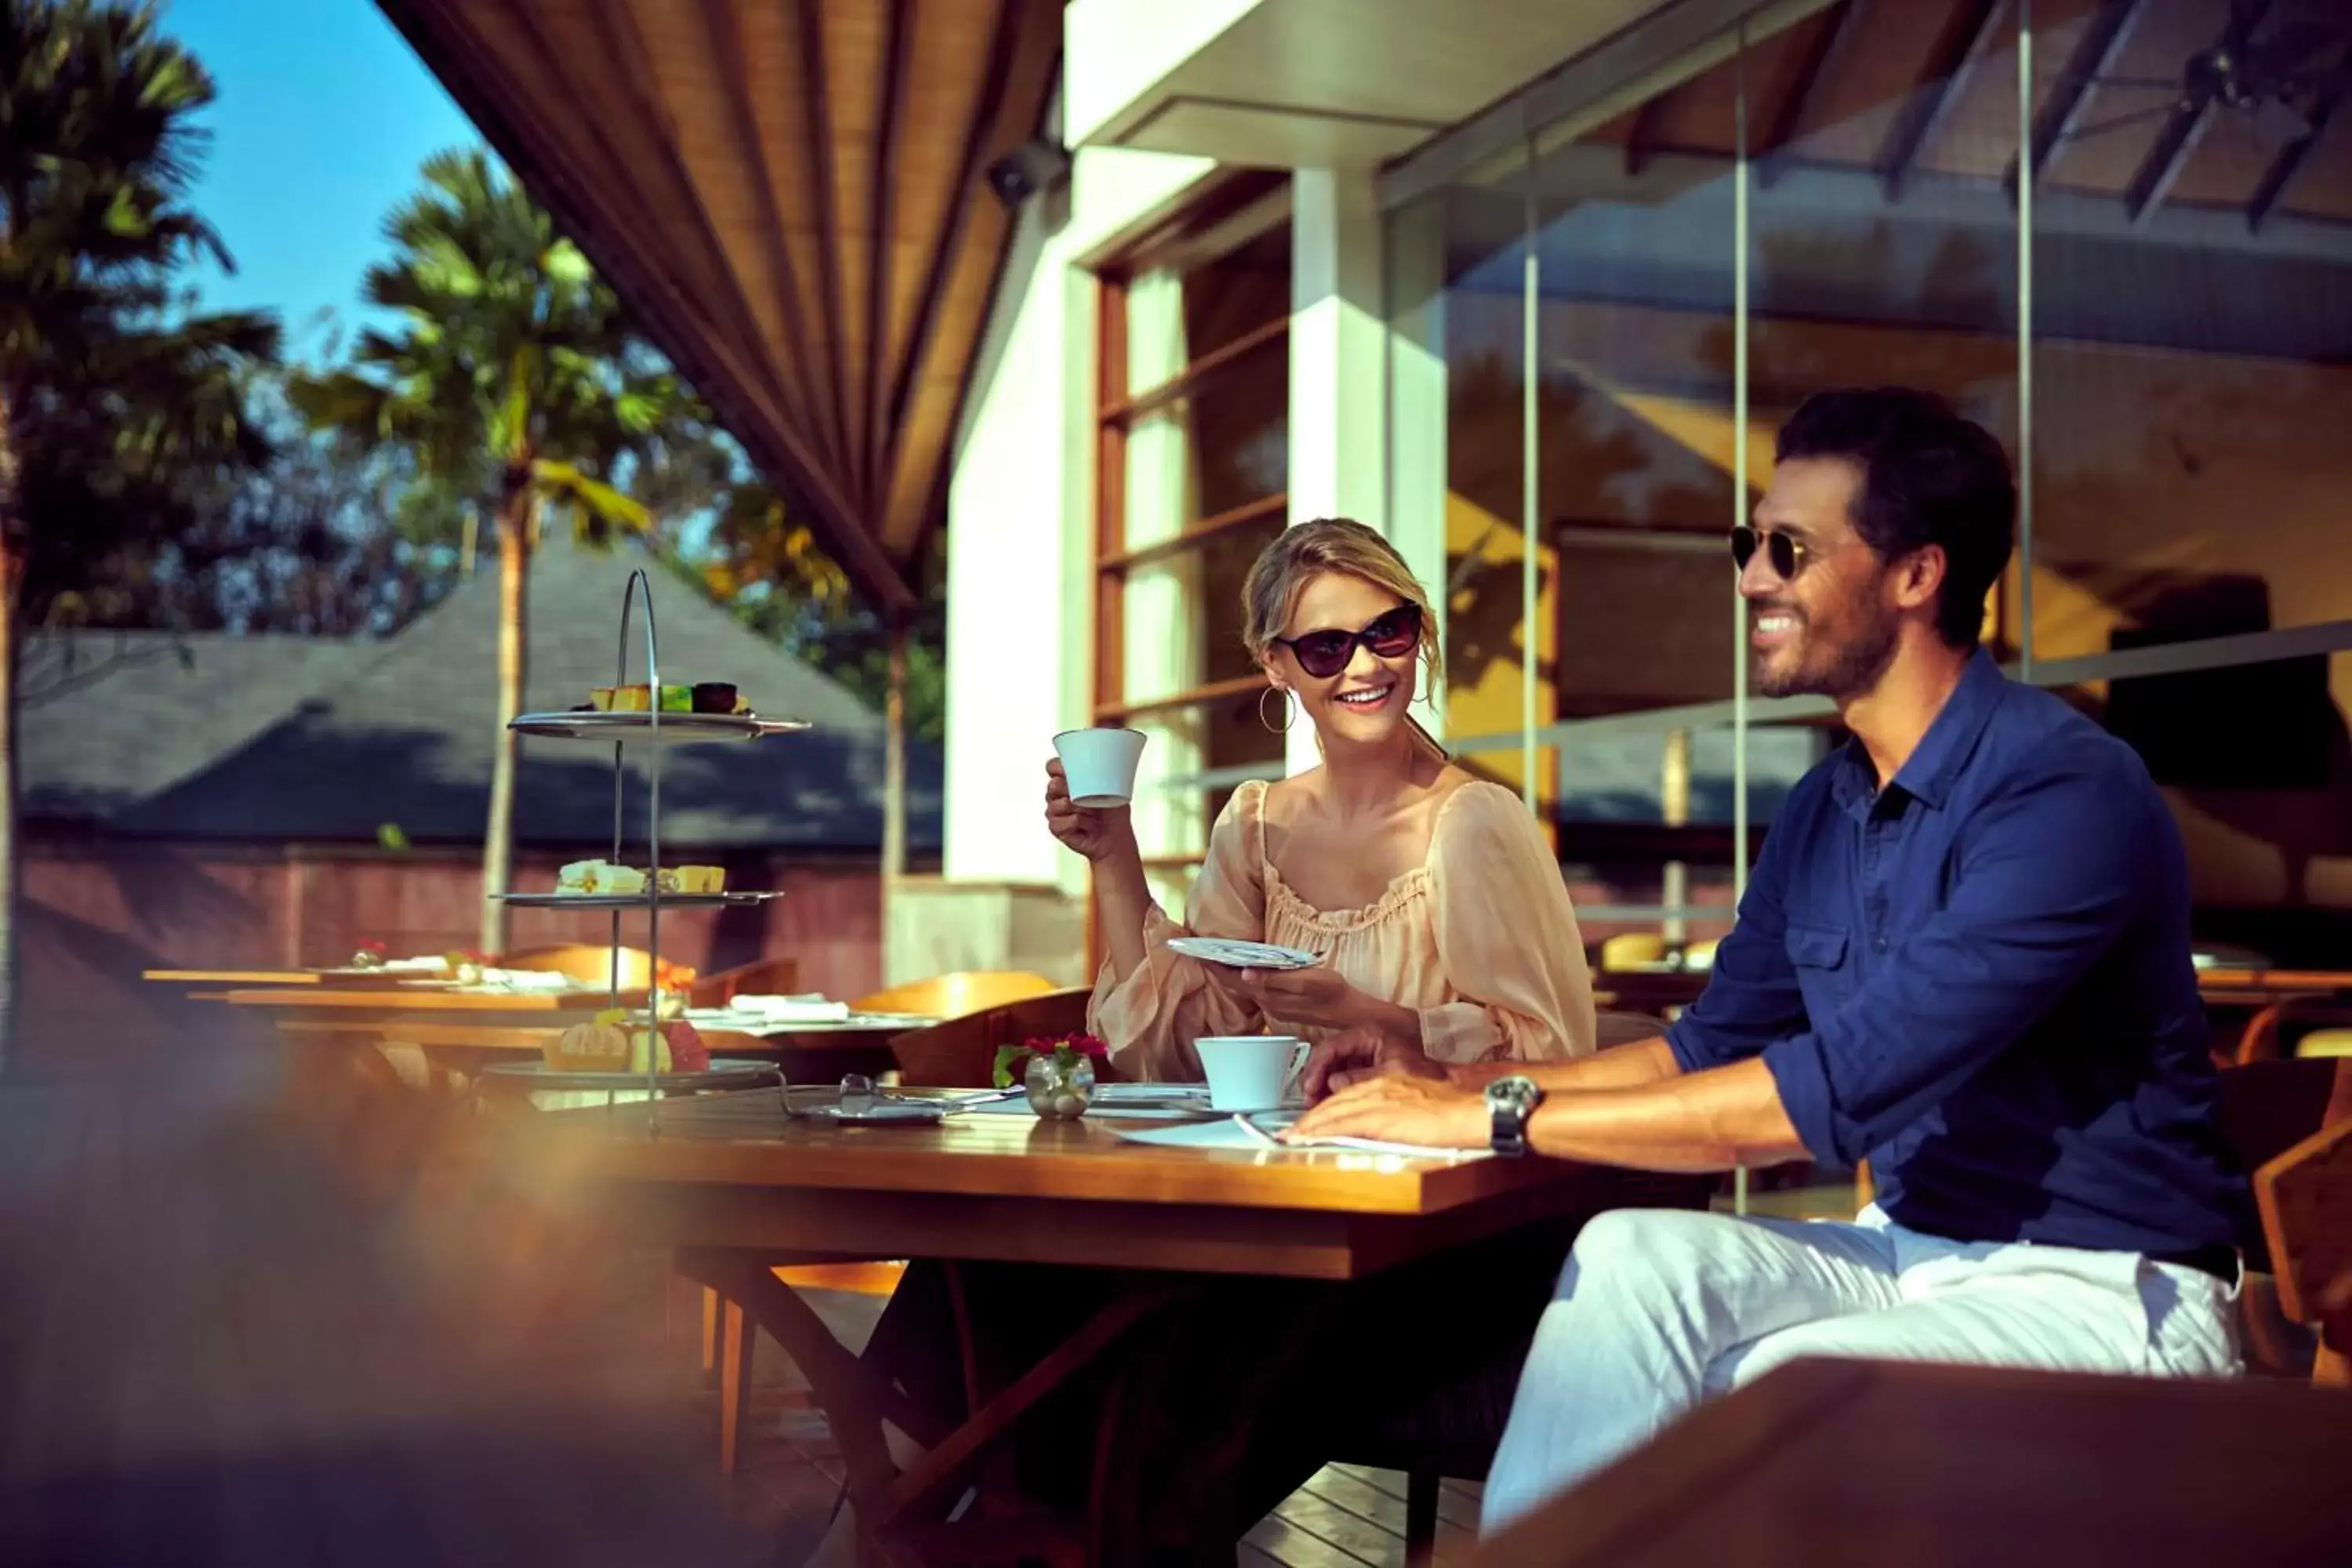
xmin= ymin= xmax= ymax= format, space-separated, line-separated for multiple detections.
xmin=172 ymin=978 xmax=925 ymax=1084
xmin=1468 ymin=1356 xmax=2352 ymax=1568
xmin=462 ymin=1088 xmax=1615 ymax=1565
xmin=2194 ymin=966 xmax=2352 ymax=1006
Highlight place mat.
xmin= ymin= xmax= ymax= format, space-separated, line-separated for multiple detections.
xmin=1164 ymin=936 xmax=1320 ymax=971
xmin=958 ymin=1097 xmax=1210 ymax=1122
xmin=1112 ymin=1112 xmax=1486 ymax=1160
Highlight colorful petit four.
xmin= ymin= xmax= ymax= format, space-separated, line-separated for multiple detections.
xmin=556 ymin=859 xmax=648 ymax=896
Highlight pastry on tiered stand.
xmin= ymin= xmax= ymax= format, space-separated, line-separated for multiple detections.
xmin=557 ymin=858 xmax=648 ymax=896
xmin=543 ymin=1011 xmax=710 ymax=1074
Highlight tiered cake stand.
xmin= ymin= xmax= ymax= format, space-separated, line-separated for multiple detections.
xmin=477 ymin=568 xmax=806 ymax=1120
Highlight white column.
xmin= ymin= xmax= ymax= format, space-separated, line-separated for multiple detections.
xmin=1387 ymin=194 xmax=1450 ymax=744
xmin=1288 ymin=167 xmax=1450 ymax=775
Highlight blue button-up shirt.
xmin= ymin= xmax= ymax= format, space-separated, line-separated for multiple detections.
xmin=1668 ymin=648 xmax=2245 ymax=1257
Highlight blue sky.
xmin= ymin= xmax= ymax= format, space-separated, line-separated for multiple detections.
xmin=166 ymin=0 xmax=481 ymax=360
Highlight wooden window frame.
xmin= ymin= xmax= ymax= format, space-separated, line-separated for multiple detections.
xmin=1085 ymin=174 xmax=1293 ymax=971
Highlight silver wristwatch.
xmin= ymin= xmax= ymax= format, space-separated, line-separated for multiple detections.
xmin=1485 ymin=1074 xmax=1544 ymax=1156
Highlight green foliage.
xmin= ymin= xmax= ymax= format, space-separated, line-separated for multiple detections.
xmin=0 ymin=0 xmax=282 ymax=618
xmin=283 ymin=148 xmax=676 ymax=548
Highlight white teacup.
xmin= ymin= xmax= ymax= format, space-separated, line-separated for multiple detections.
xmin=1054 ymin=727 xmax=1148 ymax=809
xmin=1196 ymin=1035 xmax=1309 ymax=1112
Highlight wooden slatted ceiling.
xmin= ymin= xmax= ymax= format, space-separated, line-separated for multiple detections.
xmin=376 ymin=0 xmax=1063 ymax=613
xmin=1588 ymin=0 xmax=2352 ymax=229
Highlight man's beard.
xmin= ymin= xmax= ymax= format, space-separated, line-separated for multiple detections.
xmin=1755 ymin=606 xmax=1899 ymax=701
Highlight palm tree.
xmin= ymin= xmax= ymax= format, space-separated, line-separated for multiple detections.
xmin=0 ymin=0 xmax=279 ymax=1065
xmin=289 ymin=151 xmax=680 ymax=953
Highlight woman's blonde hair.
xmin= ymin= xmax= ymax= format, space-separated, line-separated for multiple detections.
xmin=1241 ymin=517 xmax=1446 ymax=759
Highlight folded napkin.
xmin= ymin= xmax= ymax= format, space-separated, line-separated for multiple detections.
xmin=476 ymin=968 xmax=583 ymax=993
xmin=724 ymin=994 xmax=851 ymax=1023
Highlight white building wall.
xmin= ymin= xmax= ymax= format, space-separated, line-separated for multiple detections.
xmin=1061 ymin=0 xmax=1261 ymax=148
xmin=942 ymin=145 xmax=1214 ymax=897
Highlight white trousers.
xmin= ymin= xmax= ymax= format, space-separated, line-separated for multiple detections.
xmin=1479 ymin=1205 xmax=2239 ymax=1536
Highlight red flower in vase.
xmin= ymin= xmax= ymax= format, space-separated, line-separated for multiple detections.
xmin=1026 ymin=1032 xmax=1107 ymax=1061
xmin=991 ymin=1032 xmax=1109 ymax=1089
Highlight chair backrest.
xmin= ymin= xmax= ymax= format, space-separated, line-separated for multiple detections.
xmin=852 ymin=970 xmax=1057 ymax=1021
xmin=2252 ymin=1061 xmax=2352 ymax=1388
xmin=2222 ymin=1058 xmax=2352 ymax=1388
xmin=687 ymin=956 xmax=800 ymax=1008
xmin=2230 ymin=996 xmax=2352 ymax=1065
xmin=500 ymin=944 xmax=652 ymax=988
xmin=891 ymin=988 xmax=1092 ymax=1087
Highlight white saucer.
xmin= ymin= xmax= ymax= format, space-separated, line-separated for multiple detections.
xmin=1165 ymin=936 xmax=1322 ymax=971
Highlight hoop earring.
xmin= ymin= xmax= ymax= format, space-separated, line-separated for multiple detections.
xmin=1258 ymin=685 xmax=1296 ymax=735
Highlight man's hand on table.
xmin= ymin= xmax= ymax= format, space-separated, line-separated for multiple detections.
xmin=1280 ymin=1071 xmax=1487 ymax=1150
xmin=1298 ymin=1025 xmax=1449 ymax=1101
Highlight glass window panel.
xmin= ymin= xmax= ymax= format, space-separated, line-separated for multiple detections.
xmin=2048 ymin=649 xmax=2352 ymax=953
xmin=1552 ymin=724 xmax=1828 ymax=826
xmin=2030 ymin=0 xmax=2352 ymax=662
xmin=1116 ymin=514 xmax=1287 ymax=707
xmin=1750 ymin=0 xmax=2024 ymax=654
xmin=1381 ymin=141 xmax=1545 ymax=795
xmin=1126 ymin=691 xmax=1287 ymax=874
xmin=1179 ymin=223 xmax=1291 ymax=371
xmin=1526 ymin=51 xmax=1748 ymax=718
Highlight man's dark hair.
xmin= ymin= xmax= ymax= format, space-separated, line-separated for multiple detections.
xmin=1775 ymin=387 xmax=2016 ymax=647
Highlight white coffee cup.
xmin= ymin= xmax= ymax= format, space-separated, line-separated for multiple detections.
xmin=1054 ymin=727 xmax=1148 ymax=809
xmin=1196 ymin=1035 xmax=1309 ymax=1112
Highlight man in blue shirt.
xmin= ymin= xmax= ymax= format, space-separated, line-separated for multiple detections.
xmin=1287 ymin=387 xmax=2246 ymax=1534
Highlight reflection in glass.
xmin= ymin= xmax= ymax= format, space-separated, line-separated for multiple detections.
xmin=2052 ymin=652 xmax=2352 ymax=938
xmin=2029 ymin=0 xmax=2352 ymax=670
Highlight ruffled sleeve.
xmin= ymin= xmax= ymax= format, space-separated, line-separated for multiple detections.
xmin=1419 ymin=783 xmax=1597 ymax=1064
xmin=1087 ymin=782 xmax=1269 ymax=1080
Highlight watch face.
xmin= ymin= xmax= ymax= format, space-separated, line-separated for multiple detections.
xmin=1486 ymin=1075 xmax=1537 ymax=1111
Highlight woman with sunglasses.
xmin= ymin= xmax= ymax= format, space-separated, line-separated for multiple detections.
xmin=1047 ymin=517 xmax=1600 ymax=1080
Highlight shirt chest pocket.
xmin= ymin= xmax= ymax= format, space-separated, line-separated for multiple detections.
xmin=1784 ymin=921 xmax=1855 ymax=1008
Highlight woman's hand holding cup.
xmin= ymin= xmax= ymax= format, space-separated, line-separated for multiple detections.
xmin=1045 ymin=758 xmax=1135 ymax=863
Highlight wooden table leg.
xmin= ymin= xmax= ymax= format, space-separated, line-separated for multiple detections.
xmin=677 ymin=1248 xmax=1176 ymax=1566
xmin=720 ymin=1298 xmax=756 ymax=1475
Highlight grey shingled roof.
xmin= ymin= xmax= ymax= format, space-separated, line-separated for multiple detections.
xmin=20 ymin=633 xmax=372 ymax=822
xmin=24 ymin=532 xmax=939 ymax=852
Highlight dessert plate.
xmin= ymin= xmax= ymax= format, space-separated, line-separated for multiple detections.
xmin=509 ymin=710 xmax=810 ymax=743
xmin=1165 ymin=936 xmax=1321 ymax=971
xmin=493 ymin=890 xmax=786 ymax=909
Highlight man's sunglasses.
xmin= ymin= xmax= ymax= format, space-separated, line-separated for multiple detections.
xmin=1730 ymin=524 xmax=1816 ymax=580
xmin=1269 ymin=604 xmax=1424 ymax=680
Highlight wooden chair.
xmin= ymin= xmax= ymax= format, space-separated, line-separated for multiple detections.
xmin=890 ymin=987 xmax=1092 ymax=1087
xmin=2230 ymin=995 xmax=2352 ymax=1065
xmin=2219 ymin=1058 xmax=2352 ymax=1385
xmin=852 ymin=969 xmax=1057 ymax=1022
xmin=686 ymin=955 xmax=799 ymax=1009
xmin=1354 ymin=1062 xmax=2345 ymax=1560
xmin=499 ymin=943 xmax=652 ymax=989
xmin=2249 ymin=1060 xmax=2352 ymax=1387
